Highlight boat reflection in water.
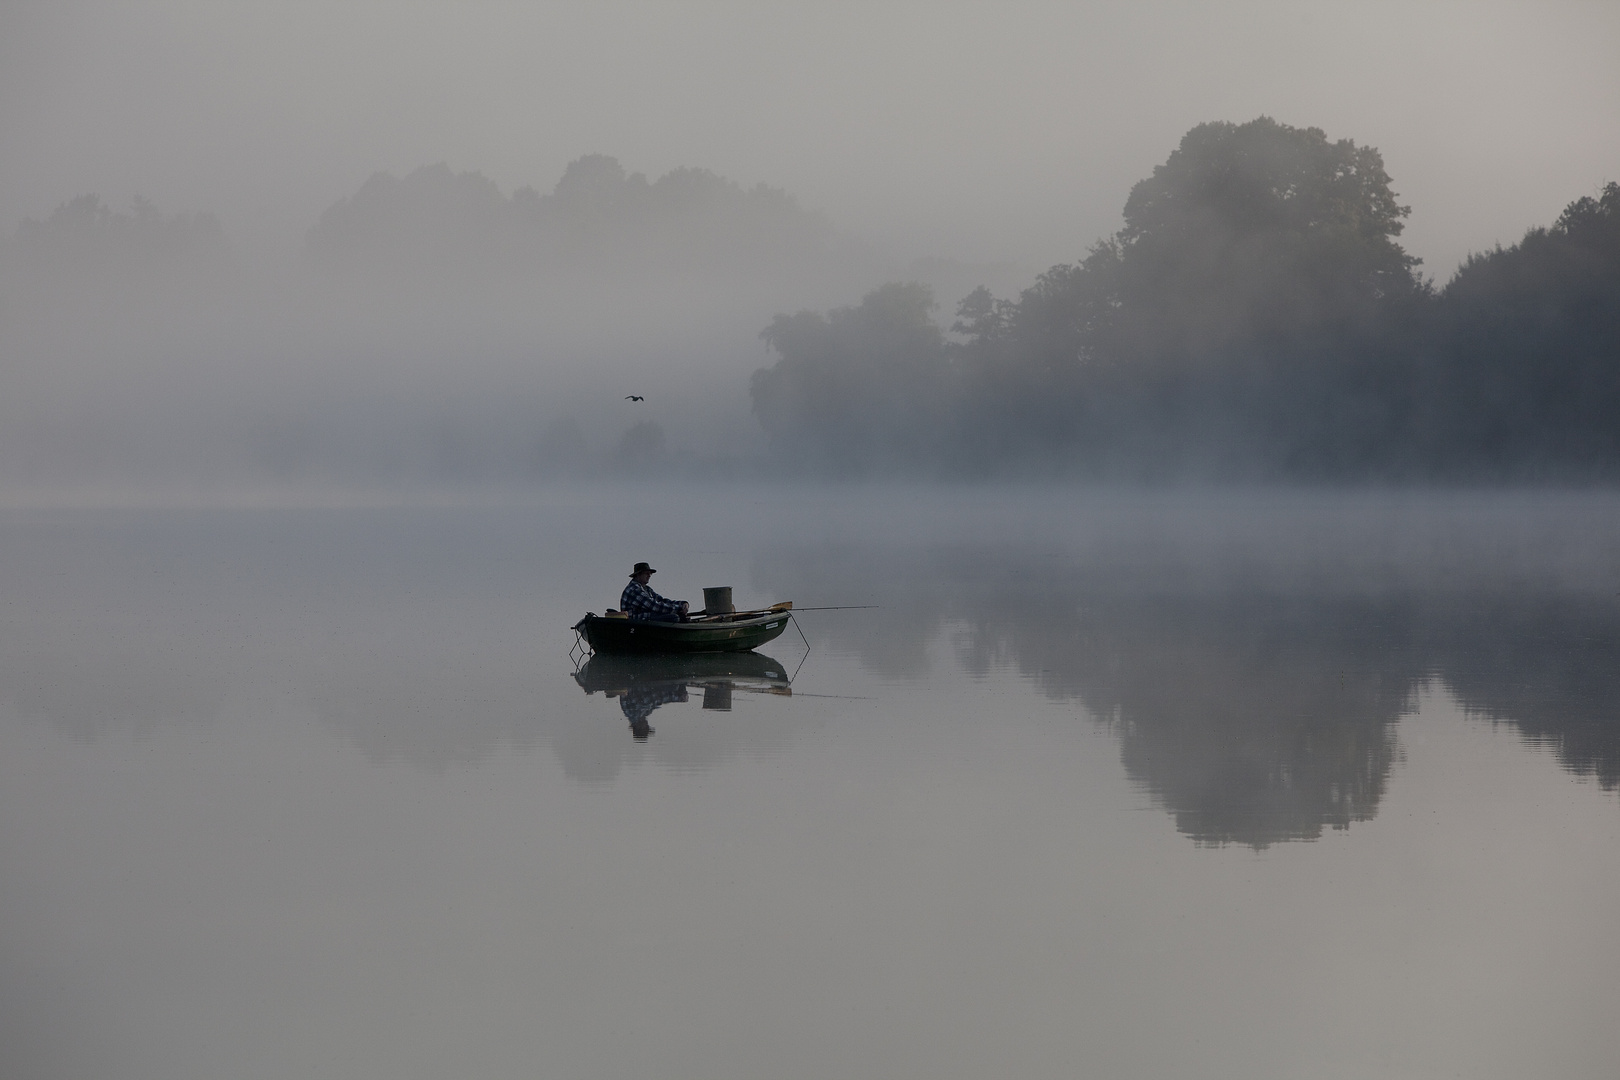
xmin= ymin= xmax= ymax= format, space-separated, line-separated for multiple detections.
xmin=573 ymin=651 xmax=792 ymax=741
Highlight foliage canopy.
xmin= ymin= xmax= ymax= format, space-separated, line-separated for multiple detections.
xmin=752 ymin=119 xmax=1620 ymax=480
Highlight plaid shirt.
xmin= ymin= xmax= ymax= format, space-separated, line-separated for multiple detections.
xmin=620 ymin=684 xmax=688 ymax=713
xmin=620 ymin=579 xmax=684 ymax=619
xmin=619 ymin=684 xmax=688 ymax=728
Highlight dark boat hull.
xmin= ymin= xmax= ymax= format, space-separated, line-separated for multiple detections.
xmin=573 ymin=611 xmax=792 ymax=654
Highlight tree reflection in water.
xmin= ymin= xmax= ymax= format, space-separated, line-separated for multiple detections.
xmin=755 ymin=544 xmax=1620 ymax=847
xmin=3 ymin=503 xmax=1613 ymax=844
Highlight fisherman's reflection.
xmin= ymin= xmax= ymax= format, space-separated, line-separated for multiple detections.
xmin=574 ymin=652 xmax=791 ymax=742
xmin=617 ymin=683 xmax=688 ymax=739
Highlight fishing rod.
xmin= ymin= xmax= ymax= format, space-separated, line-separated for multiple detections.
xmin=787 ymin=605 xmax=880 ymax=611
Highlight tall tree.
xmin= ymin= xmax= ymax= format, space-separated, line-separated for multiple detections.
xmin=994 ymin=116 xmax=1427 ymax=475
xmin=1112 ymin=116 xmax=1421 ymax=364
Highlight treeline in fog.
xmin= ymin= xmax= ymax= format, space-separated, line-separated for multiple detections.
xmin=306 ymin=155 xmax=855 ymax=282
xmin=12 ymin=194 xmax=230 ymax=282
xmin=1 ymin=155 xmax=978 ymax=492
xmin=3 ymin=119 xmax=1616 ymax=491
xmin=752 ymin=118 xmax=1620 ymax=481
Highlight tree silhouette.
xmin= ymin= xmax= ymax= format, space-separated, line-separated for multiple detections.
xmin=750 ymin=283 xmax=949 ymax=474
xmin=751 ymin=119 xmax=1619 ymax=480
xmin=1418 ymin=182 xmax=1620 ymax=477
xmin=11 ymin=194 xmax=227 ymax=281
xmin=612 ymin=420 xmax=667 ymax=473
xmin=303 ymin=156 xmax=844 ymax=280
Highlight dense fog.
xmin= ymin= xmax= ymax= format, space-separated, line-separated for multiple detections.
xmin=0 ymin=155 xmax=1034 ymax=493
xmin=0 ymin=158 xmax=788 ymax=489
xmin=2 ymin=3 xmax=1617 ymax=496
xmin=5 ymin=134 xmax=1614 ymax=491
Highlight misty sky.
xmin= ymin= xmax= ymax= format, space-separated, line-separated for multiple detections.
xmin=4 ymin=0 xmax=1618 ymax=279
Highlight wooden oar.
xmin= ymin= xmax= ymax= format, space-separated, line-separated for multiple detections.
xmin=684 ymin=602 xmax=878 ymax=624
xmin=685 ymin=602 xmax=796 ymax=623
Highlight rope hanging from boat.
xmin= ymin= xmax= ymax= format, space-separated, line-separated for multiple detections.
xmin=570 ymin=626 xmax=593 ymax=664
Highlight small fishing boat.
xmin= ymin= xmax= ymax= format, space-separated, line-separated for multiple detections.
xmin=572 ymin=603 xmax=795 ymax=655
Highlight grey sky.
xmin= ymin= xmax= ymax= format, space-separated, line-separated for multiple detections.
xmin=4 ymin=0 xmax=1618 ymax=279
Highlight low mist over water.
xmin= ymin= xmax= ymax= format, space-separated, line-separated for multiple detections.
xmin=3 ymin=487 xmax=1619 ymax=1078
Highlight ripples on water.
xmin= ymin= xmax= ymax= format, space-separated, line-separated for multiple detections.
xmin=2 ymin=487 xmax=1617 ymax=1079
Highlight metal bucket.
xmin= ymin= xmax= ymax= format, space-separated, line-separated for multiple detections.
xmin=702 ymin=586 xmax=734 ymax=614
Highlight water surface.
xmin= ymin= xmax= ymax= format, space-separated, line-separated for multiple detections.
xmin=3 ymin=488 xmax=1618 ymax=1079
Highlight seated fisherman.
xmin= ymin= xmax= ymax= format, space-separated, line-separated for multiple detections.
xmin=619 ymin=562 xmax=689 ymax=622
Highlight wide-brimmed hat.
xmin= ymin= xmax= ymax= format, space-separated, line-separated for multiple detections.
xmin=630 ymin=562 xmax=656 ymax=576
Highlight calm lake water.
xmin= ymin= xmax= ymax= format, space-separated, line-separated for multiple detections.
xmin=3 ymin=487 xmax=1618 ymax=1080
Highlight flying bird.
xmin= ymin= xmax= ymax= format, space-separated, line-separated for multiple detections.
xmin=625 ymin=395 xmax=644 ymax=401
